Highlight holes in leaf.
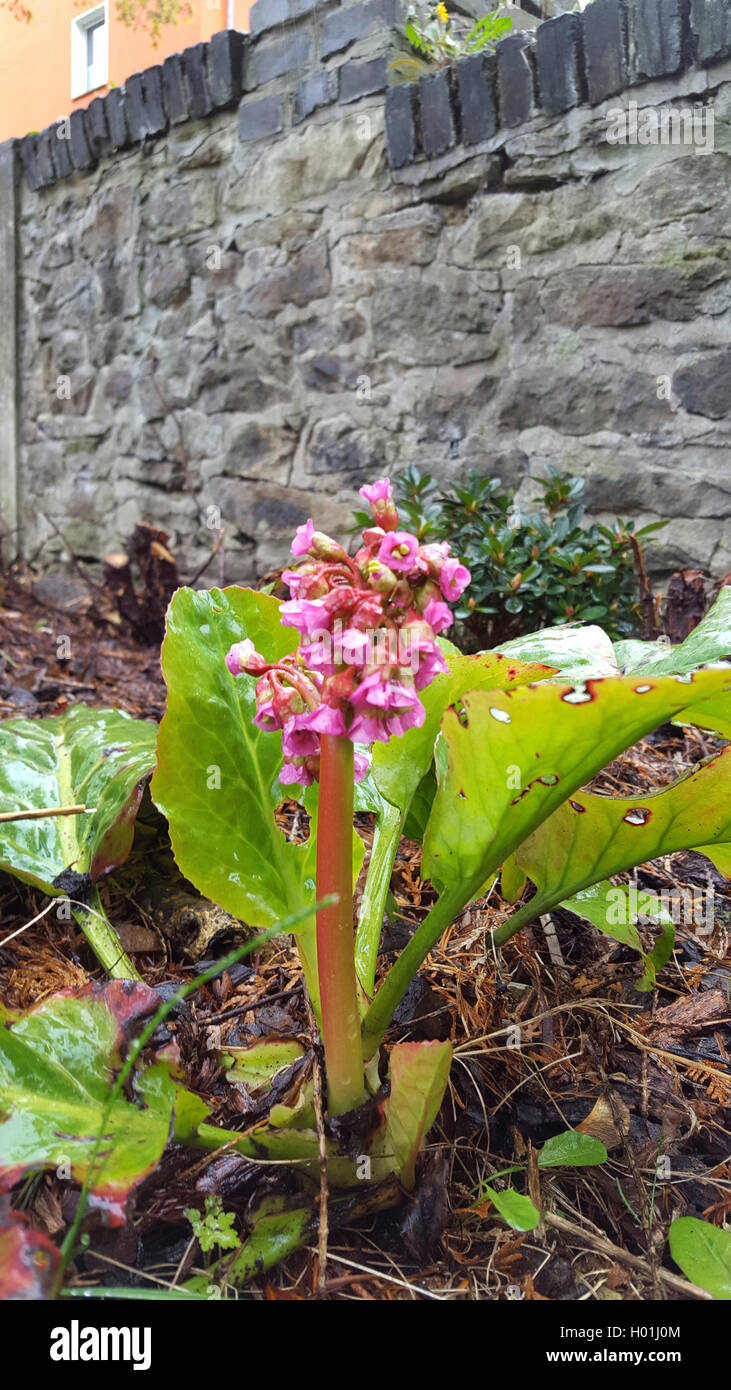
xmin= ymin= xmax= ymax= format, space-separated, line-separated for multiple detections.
xmin=623 ymin=807 xmax=652 ymax=826
xmin=452 ymin=700 xmax=469 ymax=728
xmin=561 ymin=687 xmax=593 ymax=704
xmin=490 ymin=707 xmax=511 ymax=723
xmin=634 ymin=684 xmax=653 ymax=694
xmin=569 ymin=800 xmax=586 ymax=813
xmin=537 ymin=774 xmax=559 ymax=786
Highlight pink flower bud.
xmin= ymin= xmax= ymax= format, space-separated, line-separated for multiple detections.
xmin=440 ymin=558 xmax=471 ymax=602
xmin=226 ymin=640 xmax=267 ymax=676
xmin=360 ymin=478 xmax=399 ymax=532
xmin=291 ymin=519 xmax=315 ymax=556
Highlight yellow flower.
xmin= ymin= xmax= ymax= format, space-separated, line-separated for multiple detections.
xmin=436 ymin=1 xmax=449 ymax=21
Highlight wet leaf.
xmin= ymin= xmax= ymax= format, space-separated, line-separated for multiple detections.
xmin=385 ymin=1040 xmax=452 ymax=1189
xmin=152 ymin=587 xmax=365 ymax=1015
xmin=225 ymin=1040 xmax=306 ymax=1093
xmin=423 ymin=669 xmax=731 ymax=895
xmin=497 ymin=623 xmax=618 ymax=681
xmin=0 ymin=980 xmax=186 ymax=1225
xmin=372 ymin=649 xmax=553 ymax=821
xmin=669 ymin=1217 xmax=731 ymax=1300
xmin=0 ymin=707 xmax=157 ymax=890
xmin=538 ymin=1131 xmax=607 ymax=1168
xmin=0 ymin=1219 xmax=60 ymax=1299
xmin=515 ymin=747 xmax=731 ymax=936
xmin=619 ymin=587 xmax=731 ymax=677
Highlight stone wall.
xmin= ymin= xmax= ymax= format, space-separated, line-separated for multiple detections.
xmin=1 ymin=0 xmax=730 ymax=584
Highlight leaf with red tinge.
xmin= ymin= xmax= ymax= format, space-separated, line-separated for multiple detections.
xmin=385 ymin=1040 xmax=452 ymax=1189
xmin=0 ymin=980 xmax=193 ymax=1226
xmin=0 ymin=707 xmax=157 ymax=890
xmin=0 ymin=1217 xmax=60 ymax=1299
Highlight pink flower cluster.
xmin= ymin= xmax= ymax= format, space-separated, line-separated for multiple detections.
xmin=226 ymin=478 xmax=470 ymax=785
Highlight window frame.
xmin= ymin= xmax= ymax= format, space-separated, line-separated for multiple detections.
xmin=71 ymin=2 xmax=109 ymax=101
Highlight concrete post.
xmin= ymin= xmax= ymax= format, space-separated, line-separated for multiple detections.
xmin=0 ymin=139 xmax=19 ymax=564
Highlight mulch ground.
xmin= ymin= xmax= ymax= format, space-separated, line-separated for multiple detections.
xmin=0 ymin=565 xmax=729 ymax=1301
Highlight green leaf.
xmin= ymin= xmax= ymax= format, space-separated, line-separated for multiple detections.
xmin=561 ymin=881 xmax=676 ymax=990
xmin=385 ymin=1040 xmax=452 ymax=1189
xmin=373 ymin=648 xmax=552 ymax=820
xmin=151 ymin=587 xmax=365 ymax=1016
xmin=496 ymin=623 xmax=619 ymax=681
xmin=515 ymin=748 xmax=731 ymax=937
xmin=354 ymin=649 xmax=549 ymax=993
xmin=224 ymin=1040 xmax=305 ymax=1093
xmin=482 ymin=1186 xmax=540 ymax=1231
xmin=0 ymin=981 xmax=188 ymax=1224
xmin=0 ymin=707 xmax=157 ymax=891
xmin=669 ymin=1217 xmax=731 ymax=1300
xmin=629 ymin=588 xmax=731 ymax=676
xmin=423 ymin=669 xmax=731 ymax=895
xmin=538 ymin=1131 xmax=608 ymax=1168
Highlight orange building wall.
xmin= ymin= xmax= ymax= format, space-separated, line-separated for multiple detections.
xmin=0 ymin=0 xmax=251 ymax=141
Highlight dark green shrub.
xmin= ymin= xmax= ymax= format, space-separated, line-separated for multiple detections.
xmin=353 ymin=465 xmax=666 ymax=650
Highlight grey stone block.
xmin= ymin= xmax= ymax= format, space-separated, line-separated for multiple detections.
xmin=69 ymin=110 xmax=95 ymax=171
xmin=33 ymin=129 xmax=57 ymax=186
xmin=385 ymin=82 xmax=420 ymax=167
xmin=628 ymin=0 xmax=684 ymax=80
xmin=249 ymin=0 xmax=323 ymax=35
xmin=456 ymin=51 xmax=498 ymax=145
xmin=85 ymin=97 xmax=112 ymax=160
xmin=497 ymin=33 xmax=537 ymax=127
xmin=690 ymin=0 xmax=731 ymax=64
xmin=536 ymin=12 xmax=585 ymax=116
xmin=182 ymin=43 xmax=214 ymax=118
xmin=238 ymin=94 xmax=284 ymax=141
xmin=339 ymin=55 xmax=388 ymax=102
xmin=321 ymin=0 xmax=403 ymax=59
xmin=162 ymin=53 xmax=190 ymax=124
xmin=49 ymin=123 xmax=74 ymax=179
xmin=207 ymin=30 xmax=247 ymax=107
xmin=125 ymin=67 xmax=168 ymax=140
xmin=104 ymin=88 xmax=130 ymax=150
xmin=673 ymin=349 xmax=731 ymax=418
xmin=293 ymin=70 xmax=337 ymax=122
xmin=582 ymin=0 xmax=628 ymax=104
xmin=245 ymin=30 xmax=313 ymax=89
xmin=182 ymin=43 xmax=213 ymax=119
xmin=19 ymin=135 xmax=43 ymax=191
xmin=419 ymin=69 xmax=457 ymax=157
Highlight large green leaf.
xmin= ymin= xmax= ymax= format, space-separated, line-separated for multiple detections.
xmin=355 ymin=649 xmax=551 ymax=994
xmin=151 ymin=587 xmax=366 ymax=1014
xmin=513 ymin=747 xmax=731 ymax=931
xmin=0 ymin=707 xmax=157 ymax=890
xmin=669 ymin=1217 xmax=731 ymax=1300
xmin=385 ymin=1040 xmax=452 ymax=1189
xmin=422 ymin=669 xmax=731 ymax=894
xmin=0 ymin=981 xmax=188 ymax=1225
xmin=362 ymin=667 xmax=731 ymax=1056
xmin=372 ymin=649 xmax=554 ymax=818
xmin=618 ymin=587 xmax=731 ymax=677
xmin=496 ymin=623 xmax=619 ymax=681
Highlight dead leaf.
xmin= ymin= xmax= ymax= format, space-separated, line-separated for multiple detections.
xmin=576 ymin=1093 xmax=630 ymax=1150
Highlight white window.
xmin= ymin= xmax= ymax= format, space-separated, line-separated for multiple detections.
xmin=71 ymin=4 xmax=109 ymax=99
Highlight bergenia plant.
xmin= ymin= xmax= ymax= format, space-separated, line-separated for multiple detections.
xmin=224 ymin=479 xmax=469 ymax=1115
